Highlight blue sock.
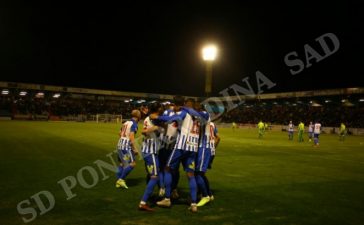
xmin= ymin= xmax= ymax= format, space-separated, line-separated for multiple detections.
xmin=159 ymin=171 xmax=165 ymax=188
xmin=164 ymin=171 xmax=172 ymax=198
xmin=315 ymin=138 xmax=319 ymax=145
xmin=196 ymin=174 xmax=208 ymax=197
xmin=172 ymin=170 xmax=180 ymax=190
xmin=116 ymin=166 xmax=123 ymax=179
xmin=146 ymin=174 xmax=150 ymax=184
xmin=141 ymin=177 xmax=159 ymax=202
xmin=202 ymin=175 xmax=211 ymax=196
xmin=188 ymin=176 xmax=197 ymax=203
xmin=121 ymin=165 xmax=134 ymax=180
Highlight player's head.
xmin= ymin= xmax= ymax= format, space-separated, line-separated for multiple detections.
xmin=200 ymin=103 xmax=206 ymax=111
xmin=173 ymin=95 xmax=184 ymax=112
xmin=194 ymin=101 xmax=204 ymax=111
xmin=131 ymin=109 xmax=141 ymax=121
xmin=168 ymin=103 xmax=175 ymax=110
xmin=173 ymin=95 xmax=185 ymax=107
xmin=140 ymin=104 xmax=149 ymax=117
xmin=149 ymin=102 xmax=162 ymax=115
xmin=194 ymin=101 xmax=200 ymax=111
xmin=185 ymin=98 xmax=195 ymax=108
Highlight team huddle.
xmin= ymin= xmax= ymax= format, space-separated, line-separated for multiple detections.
xmin=115 ymin=96 xmax=220 ymax=212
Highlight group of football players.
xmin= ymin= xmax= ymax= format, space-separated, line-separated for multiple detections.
xmin=115 ymin=96 xmax=220 ymax=212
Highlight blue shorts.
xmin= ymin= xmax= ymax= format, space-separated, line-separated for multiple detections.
xmin=118 ymin=149 xmax=135 ymax=165
xmin=314 ymin=133 xmax=320 ymax=138
xmin=196 ymin=147 xmax=212 ymax=173
xmin=308 ymin=132 xmax=313 ymax=138
xmin=167 ymin=149 xmax=196 ymax=173
xmin=142 ymin=153 xmax=159 ymax=176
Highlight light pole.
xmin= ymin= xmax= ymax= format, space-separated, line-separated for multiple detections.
xmin=202 ymin=45 xmax=217 ymax=97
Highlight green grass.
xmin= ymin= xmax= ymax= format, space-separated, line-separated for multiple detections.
xmin=1 ymin=121 xmax=364 ymax=225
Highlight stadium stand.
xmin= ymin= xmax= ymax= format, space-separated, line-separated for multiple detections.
xmin=1 ymin=82 xmax=363 ymax=128
xmin=221 ymin=98 xmax=364 ymax=128
xmin=0 ymin=81 xmax=193 ymax=122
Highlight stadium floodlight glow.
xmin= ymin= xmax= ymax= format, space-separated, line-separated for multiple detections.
xmin=341 ymin=99 xmax=346 ymax=103
xmin=53 ymin=93 xmax=61 ymax=98
xmin=360 ymin=99 xmax=364 ymax=102
xmin=309 ymin=101 xmax=313 ymax=104
xmin=36 ymin=92 xmax=44 ymax=98
xmin=19 ymin=91 xmax=27 ymax=96
xmin=124 ymin=100 xmax=130 ymax=103
xmin=1 ymin=89 xmax=9 ymax=95
xmin=202 ymin=44 xmax=218 ymax=97
xmin=325 ymin=100 xmax=331 ymax=103
xmin=202 ymin=45 xmax=218 ymax=61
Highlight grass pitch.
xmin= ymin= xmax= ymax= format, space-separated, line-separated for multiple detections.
xmin=1 ymin=121 xmax=364 ymax=225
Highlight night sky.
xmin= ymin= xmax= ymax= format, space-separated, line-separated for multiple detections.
xmin=1 ymin=3 xmax=363 ymax=96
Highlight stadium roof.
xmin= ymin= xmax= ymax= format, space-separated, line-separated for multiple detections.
xmin=0 ymin=81 xmax=197 ymax=100
xmin=1 ymin=81 xmax=363 ymax=102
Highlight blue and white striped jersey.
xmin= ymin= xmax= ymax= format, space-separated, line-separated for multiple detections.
xmin=174 ymin=108 xmax=200 ymax=152
xmin=198 ymin=111 xmax=212 ymax=149
xmin=160 ymin=109 xmax=178 ymax=149
xmin=141 ymin=116 xmax=160 ymax=154
xmin=117 ymin=119 xmax=138 ymax=151
xmin=156 ymin=107 xmax=201 ymax=152
xmin=210 ymin=122 xmax=218 ymax=156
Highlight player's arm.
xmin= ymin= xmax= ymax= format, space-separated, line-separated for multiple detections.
xmin=129 ymin=132 xmax=138 ymax=155
xmin=142 ymin=125 xmax=159 ymax=134
xmin=215 ymin=133 xmax=221 ymax=148
xmin=141 ymin=118 xmax=158 ymax=135
xmin=182 ymin=107 xmax=205 ymax=119
xmin=118 ymin=125 xmax=124 ymax=137
xmin=150 ymin=113 xmax=183 ymax=124
xmin=129 ymin=122 xmax=139 ymax=154
xmin=199 ymin=111 xmax=210 ymax=124
xmin=214 ymin=126 xmax=220 ymax=147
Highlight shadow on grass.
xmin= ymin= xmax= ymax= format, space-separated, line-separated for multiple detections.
xmin=125 ymin=177 xmax=145 ymax=187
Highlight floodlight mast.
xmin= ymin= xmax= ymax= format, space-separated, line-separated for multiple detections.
xmin=202 ymin=45 xmax=217 ymax=97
